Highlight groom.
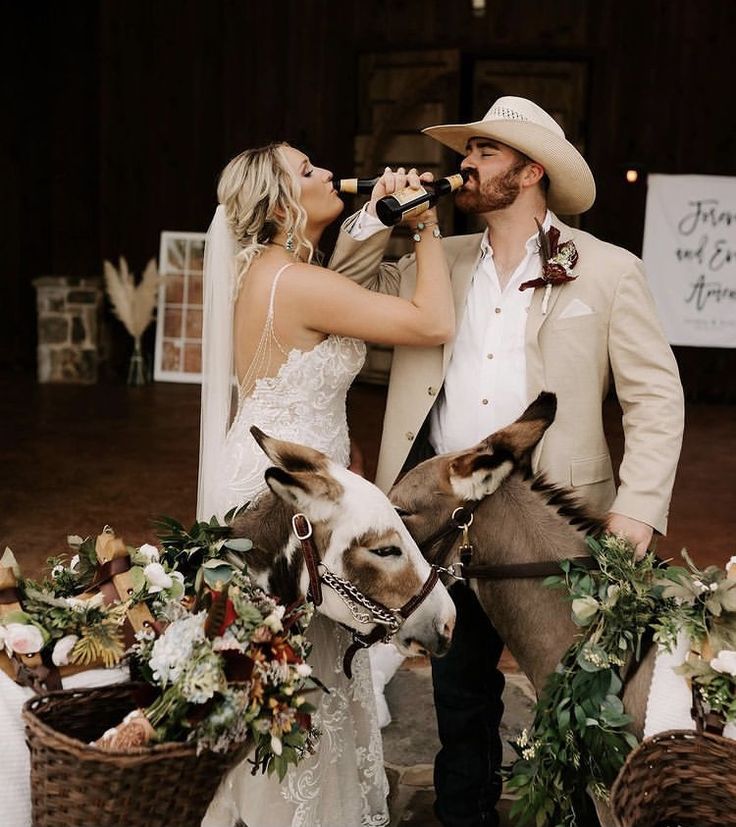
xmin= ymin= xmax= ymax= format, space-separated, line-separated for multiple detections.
xmin=331 ymin=96 xmax=684 ymax=826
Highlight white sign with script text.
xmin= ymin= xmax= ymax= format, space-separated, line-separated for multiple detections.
xmin=643 ymin=174 xmax=736 ymax=348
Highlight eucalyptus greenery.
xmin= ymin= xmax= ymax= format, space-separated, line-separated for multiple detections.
xmin=153 ymin=508 xmax=253 ymax=594
xmin=506 ymin=535 xmax=673 ymax=827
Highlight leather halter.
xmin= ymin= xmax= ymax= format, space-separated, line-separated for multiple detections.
xmin=291 ymin=513 xmax=440 ymax=678
xmin=419 ymin=502 xmax=599 ymax=581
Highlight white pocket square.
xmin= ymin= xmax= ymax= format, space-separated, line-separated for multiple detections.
xmin=558 ymin=298 xmax=596 ymax=319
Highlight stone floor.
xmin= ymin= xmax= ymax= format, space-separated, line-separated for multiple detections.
xmin=382 ymin=660 xmax=537 ymax=826
xmin=1 ymin=374 xmax=735 ymax=573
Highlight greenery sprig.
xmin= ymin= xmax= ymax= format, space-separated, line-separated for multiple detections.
xmin=506 ymin=534 xmax=673 ymax=827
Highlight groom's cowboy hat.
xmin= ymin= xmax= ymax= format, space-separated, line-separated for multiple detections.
xmin=422 ymin=96 xmax=596 ymax=215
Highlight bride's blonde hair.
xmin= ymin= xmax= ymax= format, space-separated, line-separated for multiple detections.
xmin=217 ymin=142 xmax=314 ymax=292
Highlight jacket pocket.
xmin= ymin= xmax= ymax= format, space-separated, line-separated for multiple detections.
xmin=570 ymin=453 xmax=613 ymax=486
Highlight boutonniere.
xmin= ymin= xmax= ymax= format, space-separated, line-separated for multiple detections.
xmin=519 ymin=220 xmax=579 ymax=314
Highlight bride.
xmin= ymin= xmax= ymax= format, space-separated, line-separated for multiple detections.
xmin=198 ymin=143 xmax=454 ymax=827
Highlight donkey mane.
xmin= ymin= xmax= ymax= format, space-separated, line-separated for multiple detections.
xmin=527 ymin=472 xmax=607 ymax=536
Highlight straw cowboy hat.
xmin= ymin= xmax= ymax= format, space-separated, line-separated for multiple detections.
xmin=422 ymin=95 xmax=596 ymax=215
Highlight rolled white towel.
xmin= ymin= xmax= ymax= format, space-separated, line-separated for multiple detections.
xmin=645 ymin=630 xmax=736 ymax=739
xmin=0 ymin=665 xmax=131 ymax=827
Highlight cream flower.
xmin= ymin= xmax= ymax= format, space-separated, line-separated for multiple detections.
xmin=571 ymin=596 xmax=599 ymax=624
xmin=710 ymin=650 xmax=736 ymax=677
xmin=138 ymin=543 xmax=160 ymax=564
xmin=5 ymin=623 xmax=44 ymax=655
xmin=52 ymin=634 xmax=79 ymax=666
xmin=144 ymin=562 xmax=173 ymax=593
xmin=295 ymin=663 xmax=312 ymax=677
xmin=263 ymin=605 xmax=286 ymax=632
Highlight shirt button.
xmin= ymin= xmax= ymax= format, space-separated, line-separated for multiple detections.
xmin=406 ymin=431 xmax=415 ymax=441
xmin=494 ymin=307 xmax=501 ymax=314
xmin=427 ymin=386 xmax=437 ymax=396
xmin=486 ymin=353 xmax=494 ymax=360
xmin=481 ymin=398 xmax=489 ymax=405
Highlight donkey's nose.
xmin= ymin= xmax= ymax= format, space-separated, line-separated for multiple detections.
xmin=432 ymin=618 xmax=455 ymax=658
xmin=443 ymin=617 xmax=455 ymax=640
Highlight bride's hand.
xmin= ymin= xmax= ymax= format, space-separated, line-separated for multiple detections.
xmin=367 ymin=167 xmax=426 ymax=218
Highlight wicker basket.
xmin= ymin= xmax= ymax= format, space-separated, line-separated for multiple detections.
xmin=610 ymin=728 xmax=736 ymax=826
xmin=22 ymin=683 xmax=248 ymax=827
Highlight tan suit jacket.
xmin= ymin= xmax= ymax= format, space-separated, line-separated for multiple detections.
xmin=330 ymin=214 xmax=684 ymax=535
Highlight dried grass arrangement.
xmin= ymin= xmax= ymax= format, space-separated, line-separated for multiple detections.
xmin=103 ymin=257 xmax=160 ymax=385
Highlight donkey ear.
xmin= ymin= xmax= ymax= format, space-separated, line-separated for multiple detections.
xmin=251 ymin=426 xmax=328 ymax=472
xmin=264 ymin=466 xmax=343 ymax=523
xmin=487 ymin=391 xmax=557 ymax=470
xmin=448 ymin=448 xmax=515 ymax=501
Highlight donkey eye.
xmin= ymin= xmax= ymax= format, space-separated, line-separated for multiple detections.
xmin=393 ymin=507 xmax=411 ymax=518
xmin=370 ymin=546 xmax=402 ymax=558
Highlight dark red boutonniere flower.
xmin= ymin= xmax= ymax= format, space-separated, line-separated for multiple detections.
xmin=519 ymin=220 xmax=579 ymax=314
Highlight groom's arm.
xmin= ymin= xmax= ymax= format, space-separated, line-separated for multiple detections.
xmin=329 ymin=209 xmax=402 ymax=296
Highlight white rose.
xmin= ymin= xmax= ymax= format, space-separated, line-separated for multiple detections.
xmin=295 ymin=663 xmax=312 ymax=677
xmin=138 ymin=544 xmax=160 ymax=564
xmin=144 ymin=562 xmax=173 ymax=593
xmin=70 ymin=554 xmax=80 ymax=570
xmin=5 ymin=623 xmax=44 ymax=655
xmin=270 ymin=735 xmax=283 ymax=756
xmin=711 ymin=650 xmax=736 ymax=677
xmin=52 ymin=634 xmax=79 ymax=666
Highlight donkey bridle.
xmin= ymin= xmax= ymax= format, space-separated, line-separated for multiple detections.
xmin=291 ymin=513 xmax=440 ymax=678
xmin=421 ymin=503 xmax=600 ymax=581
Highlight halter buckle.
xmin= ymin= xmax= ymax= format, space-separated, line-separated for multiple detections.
xmin=292 ymin=513 xmax=313 ymax=540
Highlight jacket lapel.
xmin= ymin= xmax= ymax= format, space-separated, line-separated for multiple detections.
xmin=442 ymin=234 xmax=484 ymax=374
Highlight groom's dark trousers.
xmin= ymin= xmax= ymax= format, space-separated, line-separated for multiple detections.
xmin=402 ymin=433 xmax=506 ymax=827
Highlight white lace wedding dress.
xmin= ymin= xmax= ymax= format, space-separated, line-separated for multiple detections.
xmin=202 ymin=264 xmax=389 ymax=827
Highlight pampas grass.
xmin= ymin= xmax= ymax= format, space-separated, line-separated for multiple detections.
xmin=103 ymin=257 xmax=160 ymax=339
xmin=103 ymin=257 xmax=161 ymax=383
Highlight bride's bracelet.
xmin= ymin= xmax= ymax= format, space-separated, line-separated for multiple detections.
xmin=412 ymin=220 xmax=442 ymax=243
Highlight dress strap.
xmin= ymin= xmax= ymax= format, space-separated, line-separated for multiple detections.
xmin=267 ymin=262 xmax=296 ymax=319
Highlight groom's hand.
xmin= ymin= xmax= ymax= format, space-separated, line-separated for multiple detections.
xmin=605 ymin=513 xmax=654 ymax=561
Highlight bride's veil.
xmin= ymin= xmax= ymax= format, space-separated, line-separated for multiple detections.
xmin=197 ymin=205 xmax=238 ymax=521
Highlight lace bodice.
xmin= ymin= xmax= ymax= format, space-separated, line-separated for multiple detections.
xmin=212 ymin=263 xmax=366 ymax=518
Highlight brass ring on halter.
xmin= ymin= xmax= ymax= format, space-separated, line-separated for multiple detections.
xmin=451 ymin=506 xmax=474 ymax=529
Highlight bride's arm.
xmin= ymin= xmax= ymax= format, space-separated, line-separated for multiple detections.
xmin=279 ymin=222 xmax=453 ymax=348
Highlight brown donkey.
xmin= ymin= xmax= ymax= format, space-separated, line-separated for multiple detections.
xmin=389 ymin=393 xmax=656 ymax=826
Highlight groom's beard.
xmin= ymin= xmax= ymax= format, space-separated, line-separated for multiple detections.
xmin=454 ymin=161 xmax=526 ymax=214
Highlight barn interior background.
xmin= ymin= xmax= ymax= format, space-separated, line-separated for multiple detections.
xmin=1 ymin=0 xmax=734 ymax=567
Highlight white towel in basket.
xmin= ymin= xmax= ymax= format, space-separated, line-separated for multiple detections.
xmin=0 ymin=665 xmax=129 ymax=827
xmin=644 ymin=630 xmax=736 ymax=739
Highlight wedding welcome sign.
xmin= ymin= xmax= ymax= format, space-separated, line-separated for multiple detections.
xmin=642 ymin=174 xmax=736 ymax=348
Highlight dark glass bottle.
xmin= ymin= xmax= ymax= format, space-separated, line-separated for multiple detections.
xmin=333 ymin=177 xmax=379 ymax=195
xmin=374 ymin=170 xmax=470 ymax=226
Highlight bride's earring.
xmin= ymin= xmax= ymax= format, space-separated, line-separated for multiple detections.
xmin=285 ymin=230 xmax=295 ymax=253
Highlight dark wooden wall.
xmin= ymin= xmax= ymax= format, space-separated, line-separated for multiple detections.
xmin=2 ymin=0 xmax=735 ymax=395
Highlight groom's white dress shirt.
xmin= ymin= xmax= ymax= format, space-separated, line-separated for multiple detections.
xmin=349 ymin=209 xmax=551 ymax=454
